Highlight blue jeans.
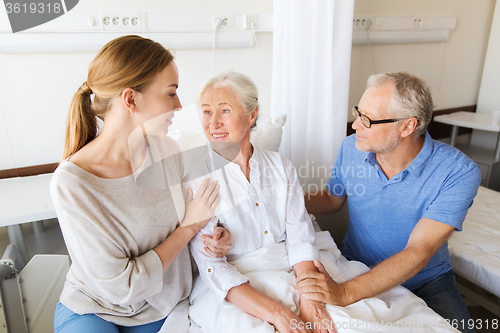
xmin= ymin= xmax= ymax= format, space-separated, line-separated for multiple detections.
xmin=54 ymin=302 xmax=166 ymax=333
xmin=411 ymin=270 xmax=475 ymax=333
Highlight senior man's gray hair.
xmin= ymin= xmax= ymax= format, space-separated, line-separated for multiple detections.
xmin=197 ymin=71 xmax=259 ymax=129
xmin=367 ymin=71 xmax=434 ymax=137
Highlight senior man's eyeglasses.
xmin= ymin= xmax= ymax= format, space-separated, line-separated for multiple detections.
xmin=352 ymin=106 xmax=403 ymax=129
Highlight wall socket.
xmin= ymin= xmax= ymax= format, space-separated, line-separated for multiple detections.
xmin=101 ymin=12 xmax=141 ymax=31
xmin=243 ymin=14 xmax=257 ymax=30
xmin=413 ymin=17 xmax=424 ymax=29
xmin=213 ymin=13 xmax=233 ymax=30
xmin=353 ymin=16 xmax=372 ymax=30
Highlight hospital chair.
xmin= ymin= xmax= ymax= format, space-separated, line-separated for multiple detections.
xmin=0 ymin=244 xmax=69 ymax=333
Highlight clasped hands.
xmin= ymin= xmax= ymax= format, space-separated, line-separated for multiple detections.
xmin=287 ymin=259 xmax=352 ymax=333
xmin=200 ymin=226 xmax=231 ymax=257
xmin=295 ymin=259 xmax=350 ymax=307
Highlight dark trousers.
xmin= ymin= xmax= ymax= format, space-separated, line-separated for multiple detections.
xmin=412 ymin=270 xmax=475 ymax=333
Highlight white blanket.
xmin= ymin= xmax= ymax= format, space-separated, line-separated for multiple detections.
xmin=448 ymin=186 xmax=500 ymax=297
xmin=451 ymin=186 xmax=500 ymax=259
xmin=160 ymin=231 xmax=458 ymax=333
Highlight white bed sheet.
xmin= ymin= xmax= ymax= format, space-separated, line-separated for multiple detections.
xmin=448 ymin=186 xmax=500 ymax=298
xmin=160 ymin=230 xmax=457 ymax=333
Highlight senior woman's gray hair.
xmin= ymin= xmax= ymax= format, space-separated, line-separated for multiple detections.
xmin=197 ymin=71 xmax=259 ymax=129
xmin=367 ymin=71 xmax=434 ymax=137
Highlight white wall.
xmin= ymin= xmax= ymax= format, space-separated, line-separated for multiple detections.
xmin=348 ymin=0 xmax=496 ymax=121
xmin=0 ymin=0 xmax=497 ymax=169
xmin=0 ymin=0 xmax=273 ymax=169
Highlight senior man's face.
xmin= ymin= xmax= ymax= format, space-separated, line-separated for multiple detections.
xmin=352 ymin=83 xmax=402 ymax=154
xmin=201 ymin=86 xmax=256 ymax=148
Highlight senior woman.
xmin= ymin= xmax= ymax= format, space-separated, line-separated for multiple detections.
xmin=186 ymin=71 xmax=335 ymax=333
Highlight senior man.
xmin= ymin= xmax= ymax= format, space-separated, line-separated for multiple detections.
xmin=299 ymin=71 xmax=480 ymax=333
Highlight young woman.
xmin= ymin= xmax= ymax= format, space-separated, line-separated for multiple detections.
xmin=51 ymin=35 xmax=225 ymax=333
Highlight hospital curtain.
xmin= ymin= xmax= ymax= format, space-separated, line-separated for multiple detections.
xmin=271 ymin=0 xmax=354 ymax=189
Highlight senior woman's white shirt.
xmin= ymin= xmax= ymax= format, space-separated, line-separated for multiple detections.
xmin=186 ymin=145 xmax=319 ymax=302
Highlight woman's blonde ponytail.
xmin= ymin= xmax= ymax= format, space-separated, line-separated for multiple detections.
xmin=62 ymin=82 xmax=96 ymax=160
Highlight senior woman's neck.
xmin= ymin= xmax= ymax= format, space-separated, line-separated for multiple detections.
xmin=237 ymin=141 xmax=254 ymax=180
xmin=217 ymin=141 xmax=254 ymax=180
xmin=236 ymin=142 xmax=253 ymax=163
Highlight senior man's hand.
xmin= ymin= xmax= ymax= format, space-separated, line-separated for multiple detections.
xmin=201 ymin=226 xmax=231 ymax=258
xmin=295 ymin=260 xmax=350 ymax=307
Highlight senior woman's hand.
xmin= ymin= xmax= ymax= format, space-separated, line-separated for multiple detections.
xmin=269 ymin=307 xmax=313 ymax=333
xmin=293 ymin=260 xmax=337 ymax=333
xmin=299 ymin=299 xmax=337 ymax=333
xmin=201 ymin=226 xmax=231 ymax=257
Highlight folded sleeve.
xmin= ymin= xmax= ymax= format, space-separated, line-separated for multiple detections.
xmin=326 ymin=141 xmax=346 ymax=197
xmin=423 ymin=162 xmax=481 ymax=231
xmin=282 ymin=158 xmax=320 ymax=266
xmin=189 ymin=218 xmax=249 ymax=302
xmin=185 ymin=175 xmax=249 ymax=303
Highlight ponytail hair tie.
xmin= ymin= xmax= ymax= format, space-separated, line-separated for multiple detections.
xmin=79 ymin=81 xmax=93 ymax=96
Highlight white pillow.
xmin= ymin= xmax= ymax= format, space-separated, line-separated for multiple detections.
xmin=167 ymin=104 xmax=287 ymax=152
xmin=250 ymin=113 xmax=287 ymax=152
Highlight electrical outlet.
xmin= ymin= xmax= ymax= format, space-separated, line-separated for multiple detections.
xmin=131 ymin=16 xmax=140 ymax=27
xmin=213 ymin=13 xmax=233 ymax=30
xmin=243 ymin=14 xmax=257 ymax=30
xmin=102 ymin=16 xmax=111 ymax=26
xmin=353 ymin=15 xmax=372 ymax=30
xmin=413 ymin=17 xmax=424 ymax=29
xmin=100 ymin=12 xmax=142 ymax=31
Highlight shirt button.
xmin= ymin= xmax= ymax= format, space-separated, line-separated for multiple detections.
xmin=264 ymin=230 xmax=268 ymax=234
xmin=207 ymin=266 xmax=214 ymax=273
xmin=256 ymin=203 xmax=259 ymax=207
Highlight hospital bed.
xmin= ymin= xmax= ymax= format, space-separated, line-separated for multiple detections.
xmin=448 ymin=185 xmax=500 ymax=317
xmin=159 ymin=183 xmax=500 ymax=332
xmin=0 ymin=244 xmax=69 ymax=333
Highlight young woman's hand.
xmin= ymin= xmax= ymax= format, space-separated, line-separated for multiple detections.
xmin=201 ymin=226 xmax=231 ymax=257
xmin=181 ymin=178 xmax=220 ymax=232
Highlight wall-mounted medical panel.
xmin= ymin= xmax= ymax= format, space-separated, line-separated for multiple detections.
xmin=352 ymin=30 xmax=451 ymax=45
xmin=0 ymin=9 xmax=272 ymax=53
xmin=352 ymin=15 xmax=457 ymax=44
xmin=371 ymin=16 xmax=457 ymax=31
xmin=0 ymin=11 xmax=457 ymax=53
xmin=146 ymin=13 xmax=214 ymax=32
xmin=0 ymin=31 xmax=254 ymax=53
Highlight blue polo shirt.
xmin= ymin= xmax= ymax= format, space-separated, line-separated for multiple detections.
xmin=326 ymin=132 xmax=481 ymax=290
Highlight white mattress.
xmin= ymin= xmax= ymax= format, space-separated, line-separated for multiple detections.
xmin=448 ymin=186 xmax=500 ymax=298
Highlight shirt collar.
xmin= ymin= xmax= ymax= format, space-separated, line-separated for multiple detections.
xmin=364 ymin=131 xmax=433 ymax=177
xmin=364 ymin=151 xmax=377 ymax=167
xmin=249 ymin=145 xmax=259 ymax=167
xmin=405 ymin=131 xmax=433 ymax=177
